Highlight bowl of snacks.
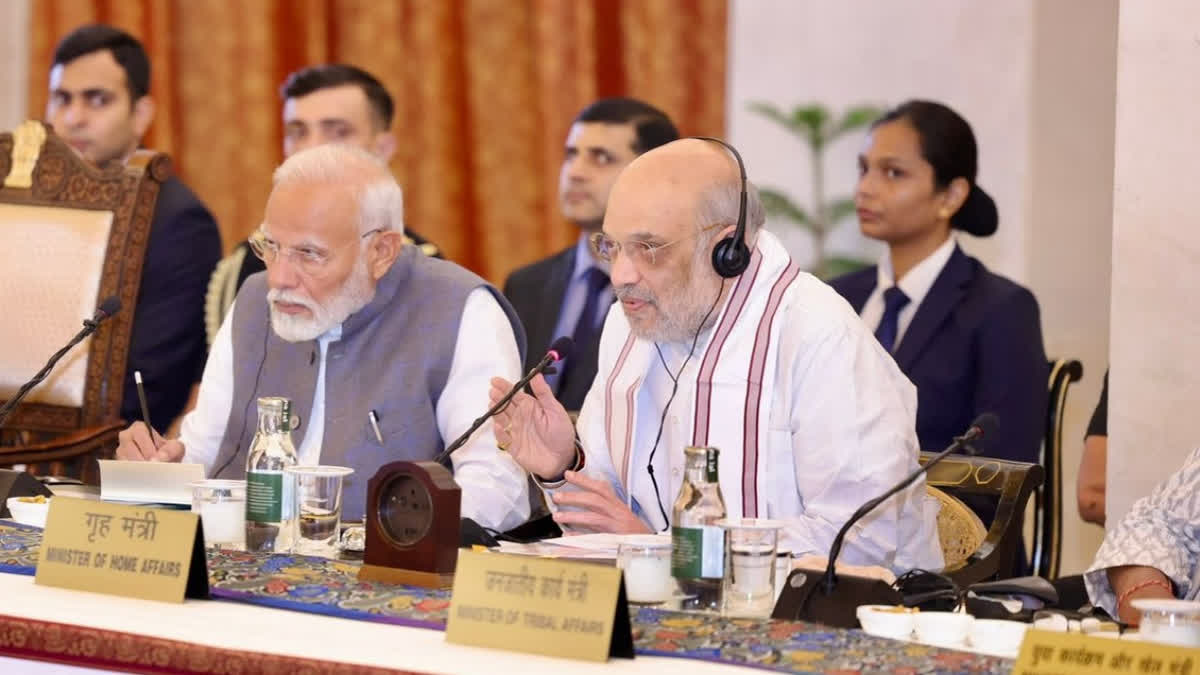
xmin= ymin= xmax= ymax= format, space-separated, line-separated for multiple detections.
xmin=857 ymin=604 xmax=918 ymax=640
xmin=6 ymin=495 xmax=51 ymax=528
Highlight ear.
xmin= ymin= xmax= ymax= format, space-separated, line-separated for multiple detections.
xmin=131 ymin=96 xmax=156 ymax=139
xmin=373 ymin=132 xmax=397 ymax=163
xmin=366 ymin=230 xmax=404 ymax=281
xmin=941 ymin=177 xmax=970 ymax=219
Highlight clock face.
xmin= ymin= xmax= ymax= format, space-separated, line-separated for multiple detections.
xmin=379 ymin=473 xmax=434 ymax=547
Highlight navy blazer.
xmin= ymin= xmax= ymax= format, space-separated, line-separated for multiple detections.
xmin=503 ymin=245 xmax=599 ymax=412
xmin=829 ymin=246 xmax=1048 ymax=464
xmin=122 ymin=176 xmax=222 ymax=431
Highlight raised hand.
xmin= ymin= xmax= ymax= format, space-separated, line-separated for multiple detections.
xmin=488 ymin=373 xmax=575 ymax=479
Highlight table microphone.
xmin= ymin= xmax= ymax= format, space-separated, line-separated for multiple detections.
xmin=0 ymin=296 xmax=122 ymax=428
xmin=772 ymin=413 xmax=998 ymax=628
xmin=432 ymin=336 xmax=573 ymax=466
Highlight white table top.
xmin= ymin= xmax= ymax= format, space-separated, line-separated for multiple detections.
xmin=0 ymin=573 xmax=753 ymax=674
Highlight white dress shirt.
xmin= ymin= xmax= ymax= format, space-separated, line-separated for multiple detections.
xmin=859 ymin=235 xmax=957 ymax=348
xmin=180 ymin=288 xmax=530 ymax=532
xmin=542 ymin=234 xmax=614 ymax=394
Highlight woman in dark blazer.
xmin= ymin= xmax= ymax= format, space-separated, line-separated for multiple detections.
xmin=830 ymin=100 xmax=1048 ymax=466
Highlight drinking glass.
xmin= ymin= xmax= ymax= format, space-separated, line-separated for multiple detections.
xmin=717 ymin=518 xmax=782 ymax=617
xmin=189 ymin=479 xmax=246 ymax=550
xmin=617 ymin=536 xmax=674 ymax=605
xmin=284 ymin=466 xmax=353 ymax=557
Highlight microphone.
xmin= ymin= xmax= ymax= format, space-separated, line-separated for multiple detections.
xmin=0 ymin=296 xmax=123 ymax=428
xmin=432 ymin=336 xmax=573 ymax=466
xmin=772 ymin=413 xmax=998 ymax=628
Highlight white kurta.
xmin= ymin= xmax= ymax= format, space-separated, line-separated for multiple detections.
xmin=546 ymin=231 xmax=944 ymax=574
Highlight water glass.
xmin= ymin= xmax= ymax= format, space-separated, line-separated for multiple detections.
xmin=617 ymin=536 xmax=674 ymax=605
xmin=285 ymin=465 xmax=353 ymax=557
xmin=717 ymin=518 xmax=782 ymax=617
xmin=189 ymin=479 xmax=246 ymax=550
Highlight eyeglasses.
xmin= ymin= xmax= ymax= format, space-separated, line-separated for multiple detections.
xmin=589 ymin=223 xmax=723 ymax=268
xmin=248 ymin=228 xmax=384 ymax=276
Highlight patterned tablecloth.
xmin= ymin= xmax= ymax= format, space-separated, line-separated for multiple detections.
xmin=1 ymin=520 xmax=1012 ymax=673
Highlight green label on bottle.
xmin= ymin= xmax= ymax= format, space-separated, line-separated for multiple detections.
xmin=246 ymin=471 xmax=282 ymax=523
xmin=671 ymin=525 xmax=724 ymax=579
xmin=705 ymin=447 xmax=719 ymax=482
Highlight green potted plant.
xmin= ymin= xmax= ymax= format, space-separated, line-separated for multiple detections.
xmin=747 ymin=102 xmax=883 ymax=279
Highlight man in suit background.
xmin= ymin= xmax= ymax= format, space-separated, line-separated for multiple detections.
xmin=205 ymin=64 xmax=441 ymax=345
xmin=45 ymin=24 xmax=222 ymax=432
xmin=503 ymin=98 xmax=678 ymax=410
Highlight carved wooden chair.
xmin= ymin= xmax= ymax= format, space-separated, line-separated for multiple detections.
xmin=920 ymin=452 xmax=1044 ymax=586
xmin=0 ymin=121 xmax=167 ymax=483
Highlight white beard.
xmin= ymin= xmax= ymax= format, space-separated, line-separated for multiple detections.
xmin=268 ymin=261 xmax=375 ymax=342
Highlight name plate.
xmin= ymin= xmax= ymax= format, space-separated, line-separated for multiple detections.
xmin=446 ymin=549 xmax=633 ymax=661
xmin=34 ymin=497 xmax=209 ymax=603
xmin=1014 ymin=628 xmax=1198 ymax=674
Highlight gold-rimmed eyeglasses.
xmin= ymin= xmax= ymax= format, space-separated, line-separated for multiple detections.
xmin=589 ymin=223 xmax=723 ymax=268
xmin=248 ymin=227 xmax=384 ymax=276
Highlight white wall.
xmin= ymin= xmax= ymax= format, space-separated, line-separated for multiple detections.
xmin=728 ymin=0 xmax=1117 ymax=574
xmin=727 ymin=0 xmax=1033 ymax=280
xmin=1107 ymin=0 xmax=1200 ymax=524
xmin=0 ymin=0 xmax=31 ymax=132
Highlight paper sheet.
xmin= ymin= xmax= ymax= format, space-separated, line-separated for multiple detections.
xmin=97 ymin=460 xmax=206 ymax=505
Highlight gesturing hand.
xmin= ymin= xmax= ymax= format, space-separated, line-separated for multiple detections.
xmin=550 ymin=471 xmax=652 ymax=534
xmin=488 ymin=373 xmax=576 ymax=480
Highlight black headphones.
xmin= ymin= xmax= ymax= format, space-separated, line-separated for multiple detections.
xmin=692 ymin=136 xmax=751 ymax=278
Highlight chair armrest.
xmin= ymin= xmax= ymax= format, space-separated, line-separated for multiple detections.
xmin=0 ymin=421 xmax=124 ymax=464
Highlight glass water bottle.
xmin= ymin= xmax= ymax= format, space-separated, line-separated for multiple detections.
xmin=244 ymin=396 xmax=299 ymax=552
xmin=671 ymin=446 xmax=727 ymax=611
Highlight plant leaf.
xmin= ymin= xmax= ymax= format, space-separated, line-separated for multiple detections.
xmin=759 ymin=188 xmax=810 ymax=226
xmin=827 ymin=197 xmax=857 ymax=225
xmin=746 ymin=101 xmax=795 ymax=133
xmin=793 ymin=105 xmax=830 ymax=150
xmin=829 ymin=104 xmax=885 ymax=141
xmin=821 ymin=255 xmax=873 ymax=280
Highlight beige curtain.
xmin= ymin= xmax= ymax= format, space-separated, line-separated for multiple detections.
xmin=29 ymin=0 xmax=727 ymax=283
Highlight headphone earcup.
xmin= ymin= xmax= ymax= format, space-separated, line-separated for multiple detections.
xmin=712 ymin=235 xmax=751 ymax=278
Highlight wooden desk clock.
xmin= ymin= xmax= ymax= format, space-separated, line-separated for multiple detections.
xmin=358 ymin=460 xmax=461 ymax=589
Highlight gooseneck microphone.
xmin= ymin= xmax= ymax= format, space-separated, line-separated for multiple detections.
xmin=432 ymin=336 xmax=573 ymax=465
xmin=772 ymin=413 xmax=998 ymax=628
xmin=820 ymin=413 xmax=998 ymax=594
xmin=0 ymin=296 xmax=123 ymax=428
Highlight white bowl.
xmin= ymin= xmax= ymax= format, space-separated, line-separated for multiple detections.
xmin=913 ymin=611 xmax=973 ymax=647
xmin=6 ymin=496 xmax=50 ymax=528
xmin=969 ymin=619 xmax=1029 ymax=655
xmin=856 ymin=604 xmax=917 ymax=640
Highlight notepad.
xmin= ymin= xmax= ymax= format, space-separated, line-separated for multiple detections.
xmin=98 ymin=460 xmax=206 ymax=506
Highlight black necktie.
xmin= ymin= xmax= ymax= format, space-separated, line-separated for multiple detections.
xmin=558 ymin=267 xmax=610 ymax=392
xmin=875 ymin=286 xmax=911 ymax=353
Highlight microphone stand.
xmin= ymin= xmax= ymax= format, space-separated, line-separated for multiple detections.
xmin=820 ymin=432 xmax=980 ymax=594
xmin=0 ymin=314 xmax=112 ymax=428
xmin=431 ymin=351 xmax=560 ymax=466
xmin=772 ymin=420 xmax=991 ymax=628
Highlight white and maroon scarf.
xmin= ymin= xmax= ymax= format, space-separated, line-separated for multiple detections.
xmin=601 ymin=230 xmax=801 ymax=518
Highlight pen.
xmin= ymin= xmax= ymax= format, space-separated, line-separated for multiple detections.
xmin=368 ymin=409 xmax=384 ymax=445
xmin=134 ymin=370 xmax=153 ymax=432
xmin=134 ymin=370 xmax=159 ymax=449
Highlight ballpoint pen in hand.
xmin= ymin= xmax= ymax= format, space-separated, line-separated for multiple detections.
xmin=134 ymin=370 xmax=159 ymax=448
